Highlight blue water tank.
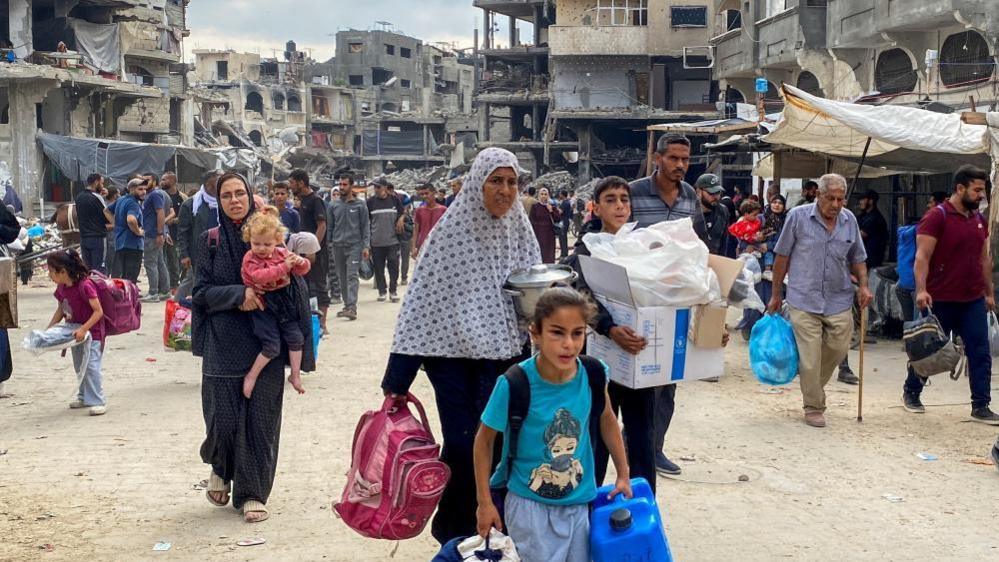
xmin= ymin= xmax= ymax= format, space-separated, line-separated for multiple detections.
xmin=591 ymin=477 xmax=673 ymax=562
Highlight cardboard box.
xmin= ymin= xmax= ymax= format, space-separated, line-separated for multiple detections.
xmin=579 ymin=256 xmax=725 ymax=389
xmin=689 ymin=304 xmax=728 ymax=348
xmin=707 ymin=255 xmax=745 ymax=299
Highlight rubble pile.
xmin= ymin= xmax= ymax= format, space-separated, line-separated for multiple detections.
xmin=527 ymin=171 xmax=575 ymax=195
xmin=377 ymin=165 xmax=451 ymax=193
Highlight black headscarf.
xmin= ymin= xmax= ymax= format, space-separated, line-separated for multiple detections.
xmin=763 ymin=194 xmax=788 ymax=238
xmin=213 ymin=172 xmax=256 ymax=281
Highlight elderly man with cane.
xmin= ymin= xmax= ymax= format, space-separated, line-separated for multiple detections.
xmin=768 ymin=173 xmax=873 ymax=428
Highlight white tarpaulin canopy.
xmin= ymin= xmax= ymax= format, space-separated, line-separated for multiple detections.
xmin=763 ymin=85 xmax=993 ymax=172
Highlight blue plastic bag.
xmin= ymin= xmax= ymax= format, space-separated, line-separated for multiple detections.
xmin=749 ymin=314 xmax=799 ymax=385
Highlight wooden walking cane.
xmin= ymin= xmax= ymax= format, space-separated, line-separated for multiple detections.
xmin=857 ymin=307 xmax=868 ymax=423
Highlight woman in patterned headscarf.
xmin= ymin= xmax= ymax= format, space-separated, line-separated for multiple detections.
xmin=381 ymin=148 xmax=541 ymax=544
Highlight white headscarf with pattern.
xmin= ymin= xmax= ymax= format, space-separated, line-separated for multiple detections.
xmin=391 ymin=148 xmax=541 ymax=359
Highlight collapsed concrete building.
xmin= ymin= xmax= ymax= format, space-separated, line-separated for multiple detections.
xmin=474 ymin=0 xmax=720 ymax=182
xmin=321 ymin=28 xmax=478 ymax=178
xmin=1 ymin=0 xmax=193 ymax=214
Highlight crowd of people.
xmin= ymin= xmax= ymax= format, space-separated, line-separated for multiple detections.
xmin=8 ymin=135 xmax=999 ymax=561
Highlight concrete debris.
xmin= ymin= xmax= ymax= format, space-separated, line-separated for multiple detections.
xmin=527 ymin=171 xmax=574 ymax=194
xmin=376 ymin=166 xmax=451 ymax=193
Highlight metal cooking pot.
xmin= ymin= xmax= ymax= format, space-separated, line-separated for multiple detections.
xmin=504 ymin=264 xmax=578 ymax=320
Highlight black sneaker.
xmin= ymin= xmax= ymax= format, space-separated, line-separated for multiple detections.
xmin=902 ymin=393 xmax=925 ymax=413
xmin=377 ymin=293 xmax=387 ymax=302
xmin=655 ymin=452 xmax=681 ymax=476
xmin=400 ymin=278 xmax=408 ymax=285
xmin=970 ymin=407 xmax=999 ymax=425
xmin=389 ymin=293 xmax=399 ymax=303
xmin=838 ymin=369 xmax=859 ymax=385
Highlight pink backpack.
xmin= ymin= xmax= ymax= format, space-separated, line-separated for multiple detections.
xmin=88 ymin=271 xmax=141 ymax=336
xmin=334 ymin=393 xmax=450 ymax=540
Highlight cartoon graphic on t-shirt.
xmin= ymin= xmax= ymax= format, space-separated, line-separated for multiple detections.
xmin=529 ymin=408 xmax=584 ymax=500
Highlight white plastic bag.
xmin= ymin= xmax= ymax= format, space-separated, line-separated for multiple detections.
xmin=457 ymin=529 xmax=521 ymax=562
xmin=989 ymin=312 xmax=999 ymax=357
xmin=737 ymin=253 xmax=762 ymax=284
xmin=583 ymin=219 xmax=712 ymax=307
xmin=728 ymin=268 xmax=766 ymax=312
xmin=22 ymin=323 xmax=93 ymax=382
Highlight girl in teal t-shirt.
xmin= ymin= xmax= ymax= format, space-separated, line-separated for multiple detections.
xmin=473 ymin=287 xmax=632 ymax=562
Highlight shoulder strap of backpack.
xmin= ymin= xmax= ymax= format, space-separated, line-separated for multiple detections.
xmin=502 ymin=365 xmax=530 ymax=486
xmin=579 ymin=355 xmax=607 ymax=444
xmin=207 ymin=227 xmax=220 ymax=260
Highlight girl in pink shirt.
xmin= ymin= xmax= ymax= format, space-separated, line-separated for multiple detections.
xmin=47 ymin=250 xmax=107 ymax=415
xmin=240 ymin=208 xmax=311 ymax=399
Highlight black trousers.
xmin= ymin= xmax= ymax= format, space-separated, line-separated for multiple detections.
xmin=399 ymin=239 xmax=411 ymax=281
xmin=653 ymin=384 xmax=677 ymax=455
xmin=307 ymin=246 xmax=330 ymax=307
xmin=80 ymin=236 xmax=106 ymax=274
xmin=113 ymin=249 xmax=143 ymax=283
xmin=372 ymin=244 xmax=400 ymax=295
xmin=199 ymin=361 xmax=284 ymax=510
xmin=558 ymin=226 xmax=570 ymax=259
xmin=423 ymin=355 xmax=520 ymax=545
xmin=594 ymin=382 xmax=658 ymax=494
xmin=164 ymin=239 xmax=180 ymax=288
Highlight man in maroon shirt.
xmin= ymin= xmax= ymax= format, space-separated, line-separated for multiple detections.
xmin=904 ymin=165 xmax=999 ymax=424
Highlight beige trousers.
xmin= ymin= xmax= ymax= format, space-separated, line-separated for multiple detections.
xmin=788 ymin=306 xmax=854 ymax=413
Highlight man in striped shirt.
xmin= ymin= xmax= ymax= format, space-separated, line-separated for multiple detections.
xmin=628 ymin=134 xmax=706 ymax=476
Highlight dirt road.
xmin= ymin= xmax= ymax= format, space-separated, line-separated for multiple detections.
xmin=2 ymin=280 xmax=998 ymax=561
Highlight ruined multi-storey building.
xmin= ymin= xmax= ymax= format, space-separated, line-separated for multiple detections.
xmin=1 ymin=0 xmax=191 ymax=212
xmin=326 ymin=28 xmax=477 ymax=177
xmin=475 ymin=0 xmax=720 ymax=181
xmin=712 ymin=1 xmax=999 ymax=109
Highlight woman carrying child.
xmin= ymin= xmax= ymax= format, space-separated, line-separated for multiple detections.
xmin=474 ymin=287 xmax=632 ymax=562
xmin=47 ymin=250 xmax=106 ymax=416
xmin=240 ymin=206 xmax=311 ymax=399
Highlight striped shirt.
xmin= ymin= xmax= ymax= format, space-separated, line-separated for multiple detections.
xmin=628 ymin=175 xmax=707 ymax=240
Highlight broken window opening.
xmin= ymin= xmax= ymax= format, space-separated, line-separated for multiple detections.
xmin=349 ymin=74 xmax=365 ymax=86
xmin=939 ymin=30 xmax=994 ymax=88
xmin=216 ymin=61 xmax=228 ymax=80
xmin=385 ymin=44 xmax=395 ymax=55
xmin=248 ymin=130 xmax=264 ymax=147
xmin=401 ymin=47 xmax=412 ymax=59
xmin=128 ymin=65 xmax=155 ymax=87
xmin=245 ymin=91 xmax=264 ymax=115
xmin=796 ymin=71 xmax=823 ymax=97
xmin=671 ymin=6 xmax=708 ymax=28
xmin=725 ymin=9 xmax=742 ymax=31
xmin=287 ymin=94 xmax=302 ymax=112
xmin=595 ymin=0 xmax=648 ymax=26
xmin=349 ymin=42 xmax=364 ymax=54
xmin=372 ymin=68 xmax=394 ymax=85
xmin=313 ymin=96 xmax=331 ymax=117
xmin=874 ymin=48 xmax=917 ymax=95
xmin=273 ymin=91 xmax=285 ymax=110
xmin=401 ymin=79 xmax=412 ymax=88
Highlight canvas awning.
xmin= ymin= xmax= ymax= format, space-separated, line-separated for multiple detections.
xmin=763 ymin=84 xmax=992 ymax=173
xmin=647 ymin=118 xmax=758 ymax=135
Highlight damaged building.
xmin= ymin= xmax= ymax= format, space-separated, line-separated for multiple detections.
xmin=475 ymin=0 xmax=719 ymax=181
xmin=320 ymin=28 xmax=478 ymax=178
xmin=1 ymin=0 xmax=193 ymax=213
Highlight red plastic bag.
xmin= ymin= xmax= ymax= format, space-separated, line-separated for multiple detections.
xmin=728 ymin=218 xmax=762 ymax=243
xmin=163 ymin=299 xmax=193 ymax=351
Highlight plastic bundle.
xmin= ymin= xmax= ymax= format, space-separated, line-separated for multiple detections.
xmin=583 ymin=219 xmax=712 ymax=307
xmin=22 ymin=323 xmax=93 ymax=382
xmin=749 ymin=315 xmax=799 ymax=385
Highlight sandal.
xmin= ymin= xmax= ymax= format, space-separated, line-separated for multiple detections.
xmin=205 ymin=472 xmax=230 ymax=507
xmin=242 ymin=500 xmax=269 ymax=523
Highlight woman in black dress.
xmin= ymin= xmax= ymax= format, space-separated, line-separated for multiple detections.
xmin=192 ymin=172 xmax=314 ymax=523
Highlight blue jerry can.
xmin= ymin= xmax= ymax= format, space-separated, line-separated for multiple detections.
xmin=591 ymin=477 xmax=673 ymax=562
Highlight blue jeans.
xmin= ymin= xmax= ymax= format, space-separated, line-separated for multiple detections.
xmin=80 ymin=236 xmax=106 ymax=274
xmin=72 ymin=339 xmax=104 ymax=406
xmin=903 ymin=298 xmax=992 ymax=409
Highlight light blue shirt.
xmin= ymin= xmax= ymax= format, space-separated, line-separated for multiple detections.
xmin=774 ymin=203 xmax=867 ymax=315
xmin=481 ymin=356 xmax=604 ymax=506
